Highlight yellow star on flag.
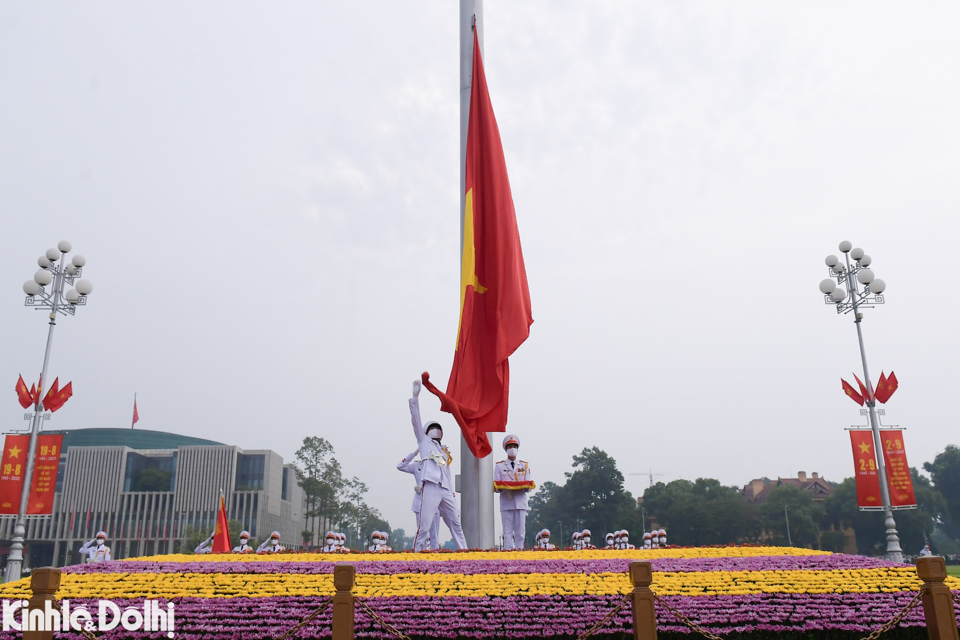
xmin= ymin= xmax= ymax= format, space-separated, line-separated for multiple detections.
xmin=858 ymin=442 xmax=871 ymax=454
xmin=8 ymin=445 xmax=22 ymax=459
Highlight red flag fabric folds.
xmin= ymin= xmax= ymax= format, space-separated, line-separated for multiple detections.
xmin=45 ymin=382 xmax=73 ymax=413
xmin=841 ymin=379 xmax=864 ymax=406
xmin=425 ymin=27 xmax=533 ymax=459
xmin=15 ymin=376 xmax=33 ymax=410
xmin=213 ymin=494 xmax=231 ymax=553
xmin=853 ymin=373 xmax=873 ymax=404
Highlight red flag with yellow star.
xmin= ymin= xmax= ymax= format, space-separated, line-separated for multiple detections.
xmin=44 ymin=381 xmax=73 ymax=413
xmin=424 ymin=27 xmax=533 ymax=459
xmin=15 ymin=375 xmax=33 ymax=409
xmin=849 ymin=431 xmax=883 ymax=509
xmin=212 ymin=493 xmax=232 ymax=552
xmin=841 ymin=379 xmax=864 ymax=406
xmin=0 ymin=435 xmax=30 ymax=515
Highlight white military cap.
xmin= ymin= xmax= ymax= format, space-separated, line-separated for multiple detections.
xmin=502 ymin=435 xmax=520 ymax=450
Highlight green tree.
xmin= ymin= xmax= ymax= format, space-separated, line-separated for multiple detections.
xmin=642 ymin=479 xmax=756 ymax=546
xmin=924 ymin=445 xmax=960 ymax=538
xmin=760 ymin=485 xmax=822 ymax=547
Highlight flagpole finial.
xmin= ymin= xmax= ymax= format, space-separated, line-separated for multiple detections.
xmin=472 ymin=14 xmax=476 ymax=29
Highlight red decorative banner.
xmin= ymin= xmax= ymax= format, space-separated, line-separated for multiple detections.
xmin=880 ymin=429 xmax=916 ymax=508
xmin=26 ymin=434 xmax=63 ymax=515
xmin=0 ymin=435 xmax=30 ymax=515
xmin=849 ymin=431 xmax=883 ymax=509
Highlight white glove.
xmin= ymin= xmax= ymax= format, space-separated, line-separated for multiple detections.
xmin=412 ymin=379 xmax=421 ymax=398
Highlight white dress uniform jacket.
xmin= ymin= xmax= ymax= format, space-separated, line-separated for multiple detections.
xmin=80 ymin=540 xmax=112 ymax=563
xmin=409 ymin=395 xmax=467 ymax=551
xmin=494 ymin=458 xmax=532 ymax=550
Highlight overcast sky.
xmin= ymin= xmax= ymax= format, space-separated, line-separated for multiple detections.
xmin=2 ymin=2 xmax=959 ymax=542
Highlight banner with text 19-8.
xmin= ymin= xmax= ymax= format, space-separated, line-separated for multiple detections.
xmin=0 ymin=435 xmax=30 ymax=515
xmin=26 ymin=434 xmax=63 ymax=514
xmin=879 ymin=429 xmax=916 ymax=508
xmin=849 ymin=430 xmax=883 ymax=509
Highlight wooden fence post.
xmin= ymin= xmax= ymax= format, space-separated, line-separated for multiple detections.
xmin=332 ymin=564 xmax=356 ymax=640
xmin=916 ymin=556 xmax=959 ymax=640
xmin=24 ymin=567 xmax=61 ymax=640
xmin=630 ymin=560 xmax=658 ymax=640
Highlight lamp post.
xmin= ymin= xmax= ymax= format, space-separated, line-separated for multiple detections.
xmin=5 ymin=241 xmax=92 ymax=583
xmin=818 ymin=240 xmax=902 ymax=562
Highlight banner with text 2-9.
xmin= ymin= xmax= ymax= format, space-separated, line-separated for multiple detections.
xmin=849 ymin=430 xmax=883 ymax=510
xmin=0 ymin=435 xmax=30 ymax=514
xmin=879 ymin=429 xmax=917 ymax=508
xmin=26 ymin=434 xmax=63 ymax=514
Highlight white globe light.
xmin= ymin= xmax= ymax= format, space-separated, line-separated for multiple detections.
xmin=851 ymin=248 xmax=864 ymax=260
xmin=819 ymin=279 xmax=837 ymax=294
xmin=23 ymin=280 xmax=41 ymax=296
xmin=65 ymin=264 xmax=77 ymax=275
xmin=45 ymin=247 xmax=61 ymax=261
xmin=831 ymin=288 xmax=847 ymax=302
xmin=38 ymin=256 xmax=51 ymax=269
xmin=824 ymin=255 xmax=839 ymax=268
xmin=870 ymin=279 xmax=886 ymax=294
xmin=857 ymin=268 xmax=875 ymax=285
xmin=835 ymin=263 xmax=846 ymax=273
xmin=75 ymin=279 xmax=93 ymax=295
xmin=71 ymin=255 xmax=86 ymax=267
xmin=58 ymin=240 xmax=72 ymax=253
xmin=860 ymin=255 xmax=872 ymax=267
xmin=65 ymin=289 xmax=80 ymax=304
xmin=839 ymin=241 xmax=852 ymax=253
xmin=34 ymin=269 xmax=53 ymax=286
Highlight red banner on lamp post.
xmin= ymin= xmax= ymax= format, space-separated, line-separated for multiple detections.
xmin=26 ymin=434 xmax=63 ymax=515
xmin=879 ymin=429 xmax=916 ymax=508
xmin=0 ymin=435 xmax=30 ymax=515
xmin=849 ymin=430 xmax=883 ymax=509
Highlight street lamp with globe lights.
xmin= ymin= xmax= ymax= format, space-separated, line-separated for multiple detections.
xmin=5 ymin=241 xmax=92 ymax=583
xmin=819 ymin=240 xmax=902 ymax=563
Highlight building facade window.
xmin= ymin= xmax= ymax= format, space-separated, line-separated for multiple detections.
xmin=282 ymin=467 xmax=289 ymax=501
xmin=235 ymin=454 xmax=265 ymax=491
xmin=123 ymin=453 xmax=176 ymax=492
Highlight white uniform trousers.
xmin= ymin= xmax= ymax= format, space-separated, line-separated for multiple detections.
xmin=412 ymin=498 xmax=441 ymax=550
xmin=415 ymin=481 xmax=467 ymax=551
xmin=501 ymin=509 xmax=527 ymax=550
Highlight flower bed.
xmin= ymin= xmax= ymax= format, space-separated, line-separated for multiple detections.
xmin=0 ymin=546 xmax=957 ymax=639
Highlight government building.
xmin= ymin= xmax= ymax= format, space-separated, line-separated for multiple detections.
xmin=0 ymin=428 xmax=305 ymax=570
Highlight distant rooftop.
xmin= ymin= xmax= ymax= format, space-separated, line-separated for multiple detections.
xmin=45 ymin=428 xmax=224 ymax=451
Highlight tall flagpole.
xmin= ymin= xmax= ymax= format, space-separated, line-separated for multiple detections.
xmin=459 ymin=0 xmax=495 ymax=550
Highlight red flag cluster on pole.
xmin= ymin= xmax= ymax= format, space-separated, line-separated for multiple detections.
xmin=841 ymin=371 xmax=898 ymax=406
xmin=423 ymin=26 xmax=533 ymax=460
xmin=13 ymin=375 xmax=72 ymax=412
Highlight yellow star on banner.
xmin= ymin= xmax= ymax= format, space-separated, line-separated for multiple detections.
xmin=8 ymin=445 xmax=22 ymax=460
xmin=858 ymin=442 xmax=871 ymax=455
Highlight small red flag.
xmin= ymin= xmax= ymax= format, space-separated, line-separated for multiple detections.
xmin=425 ymin=27 xmax=533 ymax=459
xmin=42 ymin=378 xmax=60 ymax=408
xmin=886 ymin=371 xmax=899 ymax=401
xmin=853 ymin=373 xmax=873 ymax=404
xmin=132 ymin=396 xmax=139 ymax=429
xmin=15 ymin=375 xmax=33 ymax=409
xmin=212 ymin=494 xmax=231 ymax=553
xmin=45 ymin=382 xmax=73 ymax=413
xmin=874 ymin=372 xmax=890 ymax=404
xmin=841 ymin=379 xmax=864 ymax=406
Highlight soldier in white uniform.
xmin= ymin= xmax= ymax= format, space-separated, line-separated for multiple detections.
xmin=658 ymin=529 xmax=668 ymax=547
xmin=195 ymin=533 xmax=215 ymax=554
xmin=233 ymin=531 xmax=253 ymax=553
xmin=535 ymin=528 xmax=555 ymax=549
xmin=409 ymin=379 xmax=467 ymax=551
xmin=581 ymin=529 xmax=596 ymax=550
xmin=321 ymin=531 xmax=339 ymax=553
xmin=493 ymin=435 xmax=534 ymax=550
xmin=80 ymin=531 xmax=112 ymax=563
xmin=398 ymin=450 xmax=442 ymax=550
xmin=604 ymin=533 xmax=615 ymax=549
xmin=257 ymin=531 xmax=284 ymax=553
xmin=620 ymin=530 xmax=635 ymax=549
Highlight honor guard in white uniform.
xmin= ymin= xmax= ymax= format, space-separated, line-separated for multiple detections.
xmin=321 ymin=531 xmax=338 ymax=553
xmin=535 ymin=528 xmax=555 ymax=549
xmin=571 ymin=531 xmax=582 ymax=550
xmin=409 ymin=379 xmax=467 ymax=551
xmin=257 ymin=531 xmax=284 ymax=553
xmin=493 ymin=435 xmax=535 ymax=550
xmin=336 ymin=532 xmax=349 ymax=551
xmin=604 ymin=533 xmax=615 ymax=549
xmin=398 ymin=450 xmax=442 ymax=550
xmin=195 ymin=533 xmax=215 ymax=554
xmin=658 ymin=529 xmax=668 ymax=547
xmin=233 ymin=531 xmax=253 ymax=553
xmin=81 ymin=532 xmax=112 ymax=563
xmin=620 ymin=530 xmax=635 ymax=549
xmin=580 ymin=529 xmax=596 ymax=550
xmin=642 ymin=532 xmax=652 ymax=549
